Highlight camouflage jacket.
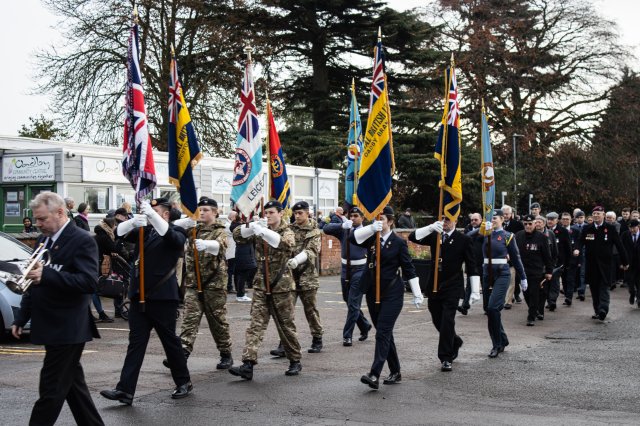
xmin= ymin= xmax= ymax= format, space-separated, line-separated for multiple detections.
xmin=185 ymin=220 xmax=228 ymax=290
xmin=290 ymin=220 xmax=321 ymax=289
xmin=233 ymin=219 xmax=295 ymax=293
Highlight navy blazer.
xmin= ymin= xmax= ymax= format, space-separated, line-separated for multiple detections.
xmin=351 ymin=231 xmax=416 ymax=296
xmin=124 ymin=224 xmax=187 ymax=301
xmin=14 ymin=221 xmax=100 ymax=345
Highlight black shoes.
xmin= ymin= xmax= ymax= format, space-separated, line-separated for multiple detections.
xmin=100 ymin=389 xmax=133 ymax=405
xmin=343 ymin=337 xmax=353 ymax=347
xmin=526 ymin=320 xmax=535 ymax=326
xmin=591 ymin=314 xmax=599 ymax=319
xmin=171 ymin=382 xmax=193 ymax=399
xmin=97 ymin=311 xmax=114 ymax=323
xmin=383 ymin=372 xmax=402 ymax=384
xmin=285 ymin=361 xmax=302 ymax=376
xmin=630 ymin=294 xmax=636 ymax=305
xmin=547 ymin=303 xmax=557 ymax=312
xmin=515 ymin=295 xmax=523 ymax=304
xmin=270 ymin=342 xmax=286 ymax=358
xmin=308 ymin=337 xmax=323 ymax=353
xmin=562 ymin=299 xmax=572 ymax=306
xmin=229 ymin=362 xmax=254 ymax=380
xmin=488 ymin=348 xmax=499 ymax=358
xmin=452 ymin=336 xmax=463 ymax=361
xmin=504 ymin=304 xmax=512 ymax=310
xmin=217 ymin=354 xmax=233 ymax=370
xmin=536 ymin=314 xmax=544 ymax=321
xmin=359 ymin=324 xmax=372 ymax=342
xmin=598 ymin=311 xmax=606 ymax=321
xmin=360 ymin=373 xmax=379 ymax=389
xmin=441 ymin=361 xmax=452 ymax=372
xmin=578 ymin=294 xmax=585 ymax=301
xmin=456 ymin=306 xmax=468 ymax=315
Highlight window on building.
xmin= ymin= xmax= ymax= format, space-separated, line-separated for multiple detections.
xmin=67 ymin=185 xmax=110 ymax=214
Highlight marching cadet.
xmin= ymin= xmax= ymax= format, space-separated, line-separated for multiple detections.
xmin=323 ymin=206 xmax=372 ymax=346
xmin=409 ymin=217 xmax=479 ymax=372
xmin=228 ymin=200 xmax=302 ymax=380
xmin=164 ymin=197 xmax=233 ymax=370
xmin=101 ymin=198 xmax=192 ymax=405
xmin=270 ymin=201 xmax=323 ymax=356
xmin=575 ymin=206 xmax=628 ymax=321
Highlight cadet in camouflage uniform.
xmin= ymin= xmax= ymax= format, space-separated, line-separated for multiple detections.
xmin=228 ymin=200 xmax=302 ymax=380
xmin=163 ymin=197 xmax=232 ymax=370
xmin=270 ymin=201 xmax=323 ymax=356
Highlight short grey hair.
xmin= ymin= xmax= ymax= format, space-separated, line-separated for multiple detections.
xmin=501 ymin=204 xmax=512 ymax=214
xmin=31 ymin=192 xmax=66 ymax=212
xmin=64 ymin=197 xmax=74 ymax=205
xmin=535 ymin=215 xmax=547 ymax=225
xmin=606 ymin=211 xmax=616 ymax=219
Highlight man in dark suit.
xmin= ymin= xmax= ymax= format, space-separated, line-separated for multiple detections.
xmin=546 ymin=212 xmax=572 ymax=311
xmin=12 ymin=192 xmax=104 ymax=426
xmin=621 ymin=219 xmax=640 ymax=306
xmin=576 ymin=206 xmax=629 ymax=320
xmin=409 ymin=217 xmax=479 ymax=372
xmin=101 ymin=198 xmax=192 ymax=405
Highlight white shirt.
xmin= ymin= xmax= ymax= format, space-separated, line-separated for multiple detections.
xmin=45 ymin=218 xmax=71 ymax=247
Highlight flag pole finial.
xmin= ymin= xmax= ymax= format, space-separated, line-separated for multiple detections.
xmin=450 ymin=52 xmax=455 ymax=65
xmin=244 ymin=46 xmax=253 ymax=64
xmin=171 ymin=43 xmax=175 ymax=57
xmin=482 ymin=98 xmax=485 ymax=113
xmin=133 ymin=6 xmax=139 ymax=24
xmin=351 ymin=77 xmax=355 ymax=91
xmin=377 ymin=27 xmax=382 ymax=42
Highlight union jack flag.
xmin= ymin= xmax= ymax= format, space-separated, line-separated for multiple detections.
xmin=368 ymin=36 xmax=385 ymax=111
xmin=122 ymin=12 xmax=156 ymax=204
xmin=446 ymin=65 xmax=460 ymax=128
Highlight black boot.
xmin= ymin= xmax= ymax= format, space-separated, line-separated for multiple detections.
xmin=285 ymin=361 xmax=302 ymax=376
xmin=270 ymin=341 xmax=285 ymax=357
xmin=229 ymin=362 xmax=253 ymax=380
xmin=164 ymin=348 xmax=189 ymax=369
xmin=308 ymin=336 xmax=323 ymax=353
xmin=217 ymin=353 xmax=233 ymax=369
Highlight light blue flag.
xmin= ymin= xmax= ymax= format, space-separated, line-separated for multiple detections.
xmin=346 ymin=80 xmax=363 ymax=206
xmin=480 ymin=104 xmax=495 ymax=234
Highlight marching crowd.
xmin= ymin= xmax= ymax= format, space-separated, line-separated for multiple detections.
xmin=10 ymin=191 xmax=640 ymax=425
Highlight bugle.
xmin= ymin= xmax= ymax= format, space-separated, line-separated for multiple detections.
xmin=6 ymin=243 xmax=51 ymax=294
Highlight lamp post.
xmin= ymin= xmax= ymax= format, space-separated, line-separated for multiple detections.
xmin=512 ymin=133 xmax=524 ymax=213
xmin=314 ymin=167 xmax=320 ymax=216
xmin=501 ymin=191 xmax=507 ymax=207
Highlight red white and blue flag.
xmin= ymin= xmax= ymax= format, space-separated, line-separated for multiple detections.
xmin=368 ymin=36 xmax=386 ymax=111
xmin=122 ymin=11 xmax=156 ymax=204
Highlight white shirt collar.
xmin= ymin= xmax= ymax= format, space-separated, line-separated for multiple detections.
xmin=381 ymin=230 xmax=392 ymax=245
xmin=48 ymin=218 xmax=71 ymax=245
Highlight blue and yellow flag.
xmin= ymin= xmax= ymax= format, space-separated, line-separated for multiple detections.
xmin=434 ymin=56 xmax=462 ymax=222
xmin=346 ymin=79 xmax=363 ymax=206
xmin=267 ymin=101 xmax=291 ymax=209
xmin=357 ymin=33 xmax=394 ymax=221
xmin=480 ymin=101 xmax=495 ymax=235
xmin=168 ymin=49 xmax=202 ymax=218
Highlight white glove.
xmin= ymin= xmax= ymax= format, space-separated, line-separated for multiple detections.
xmin=470 ymin=275 xmax=481 ymax=304
xmin=195 ymin=239 xmax=220 ymax=255
xmin=260 ymin=227 xmax=281 ymax=248
xmin=257 ymin=218 xmax=268 ymax=228
xmin=415 ymin=221 xmax=444 ymax=240
xmin=484 ymin=221 xmax=493 ymax=232
xmin=141 ymin=201 xmax=168 ymax=236
xmin=249 ymin=220 xmax=266 ymax=236
xmin=287 ymin=251 xmax=308 ymax=269
xmin=240 ymin=225 xmax=256 ymax=238
xmin=520 ymin=279 xmax=528 ymax=292
xmin=341 ymin=220 xmax=353 ymax=230
xmin=408 ymin=277 xmax=424 ymax=308
xmin=116 ymin=214 xmax=147 ymax=236
xmin=173 ymin=217 xmax=197 ymax=229
xmin=353 ymin=220 xmax=382 ymax=243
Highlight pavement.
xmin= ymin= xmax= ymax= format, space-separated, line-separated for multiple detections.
xmin=1 ymin=277 xmax=640 ymax=425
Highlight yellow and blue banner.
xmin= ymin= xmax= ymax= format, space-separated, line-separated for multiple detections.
xmin=346 ymin=79 xmax=363 ymax=206
xmin=434 ymin=57 xmax=462 ymax=222
xmin=168 ymin=49 xmax=202 ymax=218
xmin=267 ymin=101 xmax=291 ymax=209
xmin=357 ymin=33 xmax=394 ymax=221
xmin=480 ymin=102 xmax=495 ymax=234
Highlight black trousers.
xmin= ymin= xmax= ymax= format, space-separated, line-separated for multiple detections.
xmin=235 ymin=266 xmax=256 ymax=297
xmin=30 ymin=343 xmax=104 ymax=426
xmin=117 ymin=299 xmax=190 ymax=395
xmin=427 ymin=296 xmax=460 ymax=362
xmin=227 ymin=258 xmax=236 ymax=291
xmin=365 ymin=281 xmax=403 ymax=378
xmin=523 ymin=274 xmax=543 ymax=321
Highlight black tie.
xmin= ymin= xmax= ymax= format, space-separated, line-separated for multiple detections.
xmin=634 ymin=235 xmax=637 ymax=244
xmin=44 ymin=237 xmax=54 ymax=250
xmin=442 ymin=233 xmax=449 ymax=244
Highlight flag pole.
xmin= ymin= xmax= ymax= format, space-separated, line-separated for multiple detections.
xmin=482 ymin=100 xmax=494 ymax=290
xmin=375 ymin=27 xmax=383 ymax=308
xmin=351 ymin=78 xmax=360 ymax=206
xmin=433 ymin=54 xmax=454 ymax=294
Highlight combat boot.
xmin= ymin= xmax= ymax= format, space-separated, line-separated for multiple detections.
xmin=308 ymin=336 xmax=323 ymax=353
xmin=270 ymin=341 xmax=286 ymax=357
xmin=229 ymin=362 xmax=253 ymax=380
xmin=285 ymin=361 xmax=302 ymax=376
xmin=163 ymin=348 xmax=189 ymax=369
xmin=217 ymin=353 xmax=233 ymax=369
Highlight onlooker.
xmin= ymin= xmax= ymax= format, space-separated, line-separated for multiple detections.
xmin=23 ymin=217 xmax=37 ymax=233
xmin=232 ymin=215 xmax=256 ymax=302
xmin=397 ymin=208 xmax=416 ymax=229
xmin=226 ymin=211 xmax=237 ymax=293
xmin=74 ymin=203 xmax=91 ymax=231
xmin=64 ymin=196 xmax=75 ymax=222
xmin=121 ymin=201 xmax=134 ymax=218
xmin=92 ymin=217 xmax=117 ymax=323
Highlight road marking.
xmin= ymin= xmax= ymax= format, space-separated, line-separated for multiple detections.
xmin=0 ymin=347 xmax=97 ymax=355
xmin=96 ymin=327 xmax=130 ymax=331
xmin=323 ymin=300 xmax=346 ymax=304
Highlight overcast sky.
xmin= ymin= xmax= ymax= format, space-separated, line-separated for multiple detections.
xmin=1 ymin=0 xmax=638 ymax=137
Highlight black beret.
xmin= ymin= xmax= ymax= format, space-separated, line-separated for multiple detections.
xmin=264 ymin=200 xmax=283 ymax=211
xmin=382 ymin=206 xmax=394 ymax=216
xmin=349 ymin=206 xmax=364 ymax=216
xmin=574 ymin=210 xmax=585 ymax=218
xmin=198 ymin=197 xmax=218 ymax=207
xmin=114 ymin=208 xmax=128 ymax=216
xmin=530 ymin=202 xmax=541 ymax=209
xmin=493 ymin=209 xmax=504 ymax=217
xmin=630 ymin=219 xmax=640 ymax=227
xmin=292 ymin=201 xmax=309 ymax=211
xmin=150 ymin=197 xmax=171 ymax=208
xmin=523 ymin=214 xmax=536 ymax=222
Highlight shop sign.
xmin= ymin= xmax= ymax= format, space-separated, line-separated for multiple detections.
xmin=2 ymin=155 xmax=55 ymax=182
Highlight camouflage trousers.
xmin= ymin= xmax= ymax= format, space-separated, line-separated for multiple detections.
xmin=294 ymin=288 xmax=323 ymax=338
xmin=180 ymin=287 xmax=231 ymax=356
xmin=242 ymin=290 xmax=301 ymax=363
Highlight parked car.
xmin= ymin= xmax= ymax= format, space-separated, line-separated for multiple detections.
xmin=0 ymin=232 xmax=32 ymax=338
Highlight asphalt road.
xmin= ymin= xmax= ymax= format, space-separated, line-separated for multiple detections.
xmin=1 ymin=276 xmax=639 ymax=425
